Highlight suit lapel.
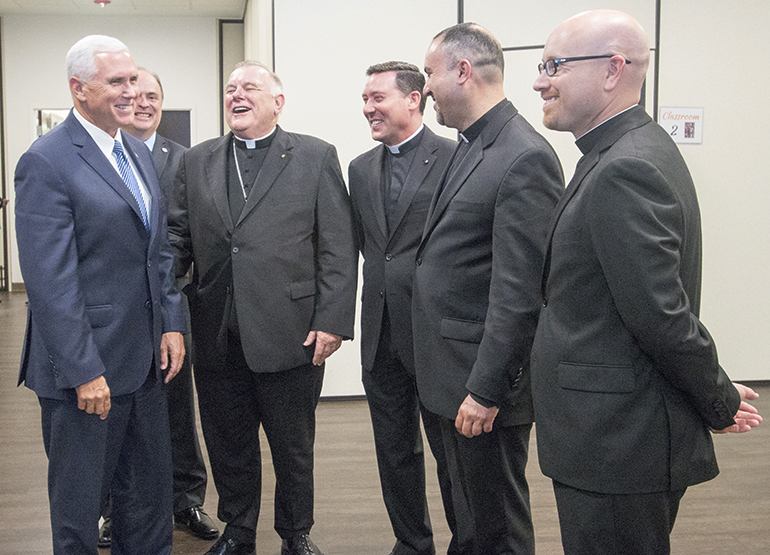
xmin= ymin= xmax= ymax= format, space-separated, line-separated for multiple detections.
xmin=152 ymin=135 xmax=170 ymax=177
xmin=236 ymin=127 xmax=292 ymax=226
xmin=68 ymin=116 xmax=149 ymax=236
xmin=540 ymin=105 xmax=653 ymax=293
xmin=205 ymin=134 xmax=235 ymax=232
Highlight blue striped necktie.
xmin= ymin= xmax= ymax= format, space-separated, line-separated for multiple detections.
xmin=112 ymin=140 xmax=150 ymax=231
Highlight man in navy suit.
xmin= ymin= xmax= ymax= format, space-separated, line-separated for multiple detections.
xmin=531 ymin=10 xmax=762 ymax=554
xmin=94 ymin=68 xmax=218 ymax=548
xmin=15 ymin=35 xmax=185 ymax=555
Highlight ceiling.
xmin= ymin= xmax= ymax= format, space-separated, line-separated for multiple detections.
xmin=0 ymin=0 xmax=247 ymax=18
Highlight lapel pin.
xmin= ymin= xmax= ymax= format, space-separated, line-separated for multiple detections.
xmin=162 ymin=147 xmax=168 ymax=153
xmin=281 ymin=154 xmax=286 ymax=158
xmin=424 ymin=159 xmax=429 ymax=164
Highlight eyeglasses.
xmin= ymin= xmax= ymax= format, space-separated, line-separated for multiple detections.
xmin=537 ymin=55 xmax=631 ymax=76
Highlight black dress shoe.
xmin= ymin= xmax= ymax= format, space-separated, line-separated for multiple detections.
xmin=97 ymin=517 xmax=111 ymax=548
xmin=203 ymin=536 xmax=256 ymax=555
xmin=281 ymin=534 xmax=324 ymax=555
xmin=175 ymin=506 xmax=220 ymax=540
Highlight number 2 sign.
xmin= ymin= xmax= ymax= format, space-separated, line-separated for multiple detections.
xmin=659 ymin=107 xmax=703 ymax=144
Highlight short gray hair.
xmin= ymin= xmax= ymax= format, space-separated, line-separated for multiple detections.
xmin=232 ymin=61 xmax=283 ymax=96
xmin=66 ymin=35 xmax=129 ymax=81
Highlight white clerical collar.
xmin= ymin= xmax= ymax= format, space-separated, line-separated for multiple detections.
xmin=576 ymin=104 xmax=638 ymax=140
xmin=234 ymin=126 xmax=277 ymax=149
xmin=386 ymin=124 xmax=424 ymax=154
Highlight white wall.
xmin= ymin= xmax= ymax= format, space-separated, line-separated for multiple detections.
xmin=3 ymin=0 xmax=767 ymax=390
xmin=273 ymin=0 xmax=458 ymax=396
xmin=270 ymin=0 xmax=769 ymax=389
xmin=659 ymin=0 xmax=770 ymax=381
xmin=3 ymin=14 xmax=221 ymax=286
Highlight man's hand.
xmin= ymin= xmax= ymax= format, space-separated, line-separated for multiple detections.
xmin=303 ymin=330 xmax=342 ymax=366
xmin=455 ymin=394 xmax=499 ymax=438
xmin=712 ymin=382 xmax=763 ymax=434
xmin=161 ymin=332 xmax=185 ymax=383
xmin=76 ymin=376 xmax=111 ymax=420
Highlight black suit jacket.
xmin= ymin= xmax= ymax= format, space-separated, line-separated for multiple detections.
xmin=530 ymin=105 xmax=740 ymax=494
xmin=412 ymin=100 xmax=563 ymax=424
xmin=167 ymin=126 xmax=358 ymax=373
xmin=349 ymin=127 xmax=455 ymax=373
xmin=15 ymin=111 xmax=185 ymax=400
xmin=152 ymin=134 xmax=186 ymax=200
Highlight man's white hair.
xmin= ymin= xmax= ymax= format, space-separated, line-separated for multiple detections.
xmin=66 ymin=35 xmax=129 ymax=81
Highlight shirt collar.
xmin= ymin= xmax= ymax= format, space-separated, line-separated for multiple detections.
xmin=144 ymin=132 xmax=157 ymax=153
xmin=575 ymin=105 xmax=639 ymax=155
xmin=386 ymin=124 xmax=424 ymax=154
xmin=72 ymin=107 xmax=124 ymax=161
xmin=233 ymin=126 xmax=277 ymax=149
xmin=459 ymin=98 xmax=508 ymax=143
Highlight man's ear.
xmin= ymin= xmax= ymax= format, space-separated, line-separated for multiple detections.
xmin=457 ymin=59 xmax=472 ymax=84
xmin=604 ymin=56 xmax=627 ymax=91
xmin=70 ymin=77 xmax=87 ymax=102
xmin=407 ymin=90 xmax=421 ymax=110
xmin=274 ymin=93 xmax=286 ymax=115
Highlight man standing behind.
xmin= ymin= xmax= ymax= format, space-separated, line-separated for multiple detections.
xmin=349 ymin=62 xmax=468 ymax=555
xmin=531 ymin=10 xmax=761 ymax=554
xmin=415 ymin=24 xmax=563 ymax=554
xmin=101 ymin=68 xmax=217 ymax=545
xmin=14 ymin=35 xmax=185 ymax=555
xmin=167 ymin=61 xmax=357 ymax=555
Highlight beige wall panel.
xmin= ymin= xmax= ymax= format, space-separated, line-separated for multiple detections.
xmin=659 ymin=0 xmax=769 ymax=380
xmin=272 ymin=0 xmax=456 ymax=396
xmin=464 ymin=0 xmax=655 ymax=48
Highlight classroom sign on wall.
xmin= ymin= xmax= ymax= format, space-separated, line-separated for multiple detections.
xmin=659 ymin=107 xmax=703 ymax=144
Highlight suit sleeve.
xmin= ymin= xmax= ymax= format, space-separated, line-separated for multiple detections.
xmin=15 ymin=150 xmax=107 ymax=389
xmin=588 ymin=157 xmax=739 ymax=429
xmin=347 ymin=161 xmax=366 ymax=254
xmin=166 ymin=151 xmax=194 ymax=281
xmin=465 ymin=146 xmax=563 ymax=404
xmin=311 ymin=144 xmax=358 ymax=339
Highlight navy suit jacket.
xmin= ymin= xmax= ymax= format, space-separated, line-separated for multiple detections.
xmin=412 ymin=100 xmax=564 ymax=424
xmin=349 ymin=127 xmax=455 ymax=373
xmin=15 ymin=110 xmax=185 ymax=401
xmin=531 ymin=106 xmax=740 ymax=494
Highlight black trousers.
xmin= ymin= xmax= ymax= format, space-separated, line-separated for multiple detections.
xmin=363 ymin=309 xmax=472 ymax=555
xmin=194 ymin=332 xmax=323 ymax=541
xmin=167 ymin=330 xmax=208 ymax=512
xmin=40 ymin=370 xmax=172 ymax=555
xmin=553 ymin=480 xmax=686 ymax=555
xmin=438 ymin=418 xmax=534 ymax=555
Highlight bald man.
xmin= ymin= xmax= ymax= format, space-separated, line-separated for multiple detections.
xmin=530 ymin=10 xmax=762 ymax=554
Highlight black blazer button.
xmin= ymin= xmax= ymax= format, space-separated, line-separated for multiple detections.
xmin=416 ymin=258 xmax=422 ymax=266
xmin=145 ymin=300 xmax=152 ymax=309
xmin=542 ymin=298 xmax=548 ymax=307
xmin=385 ymin=253 xmax=392 ymax=261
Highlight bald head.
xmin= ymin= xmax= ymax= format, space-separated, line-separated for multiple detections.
xmin=534 ymin=10 xmax=651 ymax=137
xmin=557 ymin=10 xmax=649 ymax=86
